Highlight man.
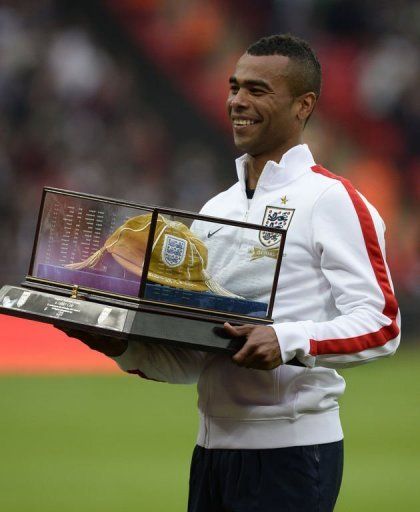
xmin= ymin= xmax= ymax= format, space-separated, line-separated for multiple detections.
xmin=66 ymin=34 xmax=400 ymax=511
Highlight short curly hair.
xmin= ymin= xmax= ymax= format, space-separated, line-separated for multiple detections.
xmin=247 ymin=34 xmax=321 ymax=99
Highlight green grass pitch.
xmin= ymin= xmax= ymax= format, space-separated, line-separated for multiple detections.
xmin=0 ymin=346 xmax=419 ymax=511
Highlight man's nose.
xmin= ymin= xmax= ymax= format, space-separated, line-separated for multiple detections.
xmin=229 ymin=89 xmax=249 ymax=109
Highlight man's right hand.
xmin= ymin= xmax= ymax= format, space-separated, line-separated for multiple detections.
xmin=59 ymin=328 xmax=128 ymax=357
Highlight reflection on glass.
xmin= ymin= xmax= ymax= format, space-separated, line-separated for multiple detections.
xmin=32 ymin=193 xmax=148 ymax=297
xmin=144 ymin=214 xmax=270 ymax=318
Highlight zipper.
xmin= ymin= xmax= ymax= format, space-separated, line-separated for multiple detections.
xmin=238 ymin=208 xmax=249 ymax=251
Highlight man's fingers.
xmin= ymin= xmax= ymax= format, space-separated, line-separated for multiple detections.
xmin=233 ymin=344 xmax=269 ymax=368
xmin=224 ymin=322 xmax=254 ymax=337
xmin=232 ymin=340 xmax=257 ymax=366
xmin=234 ymin=346 xmax=281 ymax=370
xmin=231 ymin=325 xmax=282 ymax=370
xmin=57 ymin=327 xmax=100 ymax=346
xmin=54 ymin=326 xmax=127 ymax=357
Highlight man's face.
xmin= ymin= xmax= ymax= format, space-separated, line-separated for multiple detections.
xmin=227 ymin=53 xmax=300 ymax=158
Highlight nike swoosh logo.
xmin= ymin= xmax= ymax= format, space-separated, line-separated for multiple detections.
xmin=207 ymin=227 xmax=223 ymax=238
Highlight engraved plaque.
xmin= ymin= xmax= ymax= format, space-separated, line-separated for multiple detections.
xmin=0 ymin=285 xmax=129 ymax=333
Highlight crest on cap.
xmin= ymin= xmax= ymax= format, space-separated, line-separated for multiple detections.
xmin=162 ymin=234 xmax=187 ymax=267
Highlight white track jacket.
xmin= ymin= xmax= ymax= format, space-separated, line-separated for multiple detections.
xmin=113 ymin=144 xmax=400 ymax=449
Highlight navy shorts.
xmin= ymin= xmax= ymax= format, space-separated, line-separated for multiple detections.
xmin=188 ymin=441 xmax=343 ymax=512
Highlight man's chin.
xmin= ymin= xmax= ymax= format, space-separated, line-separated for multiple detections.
xmin=233 ymin=135 xmax=255 ymax=153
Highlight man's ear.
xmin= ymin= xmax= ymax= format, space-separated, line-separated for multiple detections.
xmin=296 ymin=92 xmax=317 ymax=123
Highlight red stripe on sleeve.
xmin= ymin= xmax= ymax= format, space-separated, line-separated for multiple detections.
xmin=309 ymin=165 xmax=399 ymax=356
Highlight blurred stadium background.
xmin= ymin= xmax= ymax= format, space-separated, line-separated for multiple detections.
xmin=0 ymin=1 xmax=418 ymax=511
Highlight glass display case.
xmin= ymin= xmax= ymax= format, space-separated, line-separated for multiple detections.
xmin=0 ymin=188 xmax=288 ymax=353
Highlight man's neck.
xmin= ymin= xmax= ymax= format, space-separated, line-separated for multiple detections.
xmin=246 ymin=141 xmax=301 ymax=189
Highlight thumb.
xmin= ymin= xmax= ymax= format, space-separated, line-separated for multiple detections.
xmin=224 ymin=322 xmax=253 ymax=337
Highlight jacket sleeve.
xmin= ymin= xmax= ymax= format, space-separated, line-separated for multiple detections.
xmin=272 ymin=181 xmax=401 ymax=369
xmin=111 ymin=342 xmax=208 ymax=384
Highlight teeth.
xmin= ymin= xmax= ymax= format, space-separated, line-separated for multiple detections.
xmin=233 ymin=119 xmax=256 ymax=126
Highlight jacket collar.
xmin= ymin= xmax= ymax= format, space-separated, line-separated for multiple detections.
xmin=235 ymin=144 xmax=316 ymax=190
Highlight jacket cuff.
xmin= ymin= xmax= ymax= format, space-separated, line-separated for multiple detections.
xmin=271 ymin=321 xmax=316 ymax=368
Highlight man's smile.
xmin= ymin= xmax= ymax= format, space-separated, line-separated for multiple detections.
xmin=231 ymin=116 xmax=261 ymax=131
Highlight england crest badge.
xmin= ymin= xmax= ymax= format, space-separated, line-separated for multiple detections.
xmin=259 ymin=206 xmax=295 ymax=247
xmin=162 ymin=234 xmax=188 ymax=267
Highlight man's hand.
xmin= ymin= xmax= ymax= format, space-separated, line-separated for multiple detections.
xmin=58 ymin=328 xmax=128 ymax=357
xmin=224 ymin=322 xmax=282 ymax=370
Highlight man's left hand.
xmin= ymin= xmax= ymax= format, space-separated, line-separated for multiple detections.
xmin=224 ymin=322 xmax=282 ymax=370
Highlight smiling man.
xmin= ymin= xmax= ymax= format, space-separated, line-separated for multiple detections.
xmin=64 ymin=34 xmax=400 ymax=511
xmin=228 ymin=52 xmax=317 ymax=186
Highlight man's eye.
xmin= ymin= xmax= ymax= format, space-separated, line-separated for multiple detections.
xmin=230 ymin=86 xmax=239 ymax=94
xmin=250 ymin=89 xmax=264 ymax=96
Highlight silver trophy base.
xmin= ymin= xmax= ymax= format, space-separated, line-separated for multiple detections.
xmin=0 ymin=285 xmax=245 ymax=353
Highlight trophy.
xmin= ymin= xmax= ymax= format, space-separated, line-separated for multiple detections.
xmin=0 ymin=188 xmax=288 ymax=354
